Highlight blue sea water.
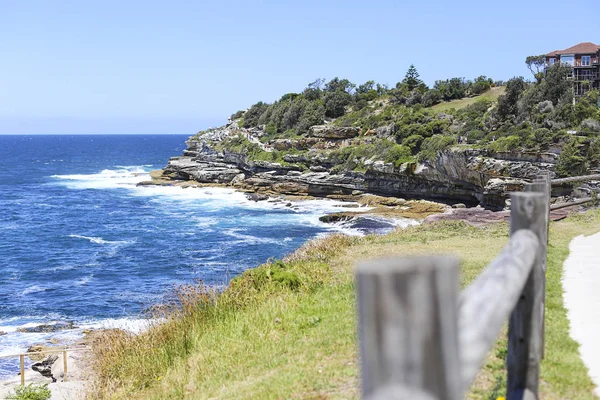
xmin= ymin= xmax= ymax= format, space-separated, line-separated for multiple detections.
xmin=0 ymin=134 xmax=415 ymax=377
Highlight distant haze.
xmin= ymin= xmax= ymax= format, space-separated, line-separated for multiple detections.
xmin=1 ymin=0 xmax=599 ymax=134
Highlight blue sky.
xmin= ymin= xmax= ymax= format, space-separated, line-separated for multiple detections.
xmin=1 ymin=0 xmax=599 ymax=134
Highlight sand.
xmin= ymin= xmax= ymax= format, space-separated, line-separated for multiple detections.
xmin=563 ymin=232 xmax=600 ymax=397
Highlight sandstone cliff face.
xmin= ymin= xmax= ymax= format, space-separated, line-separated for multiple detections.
xmin=161 ymin=124 xmax=556 ymax=209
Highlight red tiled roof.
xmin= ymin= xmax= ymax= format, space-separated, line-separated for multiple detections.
xmin=547 ymin=42 xmax=600 ymax=57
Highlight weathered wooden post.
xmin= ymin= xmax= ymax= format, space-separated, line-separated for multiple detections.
xmin=63 ymin=350 xmax=68 ymax=382
xmin=20 ymin=354 xmax=24 ymax=386
xmin=357 ymin=256 xmax=461 ymax=400
xmin=507 ymin=192 xmax=547 ymax=399
xmin=529 ymin=174 xmax=551 ymax=359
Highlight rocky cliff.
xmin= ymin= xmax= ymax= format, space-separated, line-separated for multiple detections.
xmin=156 ymin=121 xmax=557 ymax=209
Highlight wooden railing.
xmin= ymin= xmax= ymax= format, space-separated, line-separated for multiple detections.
xmin=356 ymin=173 xmax=552 ymax=399
xmin=0 ymin=347 xmax=89 ymax=386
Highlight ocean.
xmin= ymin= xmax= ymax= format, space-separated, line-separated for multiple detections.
xmin=0 ymin=134 xmax=414 ymax=378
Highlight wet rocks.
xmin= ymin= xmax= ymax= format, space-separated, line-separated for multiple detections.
xmin=32 ymin=355 xmax=59 ymax=382
xmin=245 ymin=193 xmax=269 ymax=202
xmin=318 ymin=212 xmax=359 ymax=223
xmin=17 ymin=322 xmax=76 ymax=333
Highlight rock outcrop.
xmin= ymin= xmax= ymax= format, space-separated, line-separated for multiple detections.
xmin=155 ymin=124 xmax=556 ymax=209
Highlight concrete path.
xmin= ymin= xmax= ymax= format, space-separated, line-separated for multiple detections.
xmin=563 ymin=232 xmax=600 ymax=396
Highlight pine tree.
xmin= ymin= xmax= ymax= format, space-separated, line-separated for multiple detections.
xmin=402 ymin=64 xmax=423 ymax=91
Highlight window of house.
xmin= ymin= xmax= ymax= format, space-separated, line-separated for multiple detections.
xmin=549 ymin=58 xmax=556 ymax=66
xmin=582 ymin=55 xmax=591 ymax=66
xmin=560 ymin=55 xmax=575 ymax=66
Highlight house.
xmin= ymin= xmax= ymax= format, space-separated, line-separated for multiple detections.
xmin=546 ymin=42 xmax=600 ymax=96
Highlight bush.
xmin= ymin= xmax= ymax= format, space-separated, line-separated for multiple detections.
xmin=422 ymin=89 xmax=442 ymax=107
xmin=556 ymin=138 xmax=588 ymax=177
xmin=531 ymin=128 xmax=552 ymax=150
xmin=581 ymin=118 xmax=600 ymax=132
xmin=5 ymin=384 xmax=51 ymax=400
xmin=537 ymin=100 xmax=554 ymax=114
xmin=434 ymin=77 xmax=468 ymax=101
xmin=243 ymin=102 xmax=269 ymax=128
xmin=470 ymin=77 xmax=491 ymax=96
xmin=230 ymin=110 xmax=245 ymax=120
xmin=466 ymin=130 xmax=485 ymax=144
xmin=402 ymin=134 xmax=425 ymax=153
xmin=488 ymin=135 xmax=522 ymax=152
xmin=324 ymin=91 xmax=353 ymax=118
xmin=385 ymin=144 xmax=413 ymax=167
xmin=418 ymin=134 xmax=457 ymax=161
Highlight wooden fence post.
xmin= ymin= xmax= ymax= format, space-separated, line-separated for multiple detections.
xmin=63 ymin=351 xmax=68 ymax=382
xmin=20 ymin=354 xmax=24 ymax=386
xmin=528 ymin=175 xmax=551 ymax=359
xmin=507 ymin=192 xmax=547 ymax=399
xmin=357 ymin=256 xmax=461 ymax=400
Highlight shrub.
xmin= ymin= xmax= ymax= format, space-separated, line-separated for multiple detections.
xmin=470 ymin=77 xmax=491 ymax=96
xmin=434 ymin=77 xmax=468 ymax=101
xmin=243 ymin=102 xmax=269 ymax=128
xmin=385 ymin=144 xmax=413 ymax=167
xmin=324 ymin=91 xmax=353 ymax=118
xmin=466 ymin=130 xmax=485 ymax=144
xmin=588 ymin=137 xmax=600 ymax=166
xmin=556 ymin=138 xmax=588 ymax=177
xmin=488 ymin=135 xmax=522 ymax=152
xmin=531 ymin=128 xmax=552 ymax=150
xmin=402 ymin=134 xmax=425 ymax=153
xmin=581 ymin=118 xmax=600 ymax=132
xmin=537 ymin=100 xmax=554 ymax=114
xmin=422 ymin=89 xmax=442 ymax=107
xmin=418 ymin=134 xmax=456 ymax=161
xmin=5 ymin=384 xmax=51 ymax=400
xmin=230 ymin=110 xmax=245 ymax=120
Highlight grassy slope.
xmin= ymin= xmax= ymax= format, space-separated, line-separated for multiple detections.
xmin=431 ymin=87 xmax=506 ymax=112
xmin=92 ymin=210 xmax=600 ymax=399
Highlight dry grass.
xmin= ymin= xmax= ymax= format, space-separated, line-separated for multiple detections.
xmin=431 ymin=87 xmax=506 ymax=112
xmin=90 ymin=211 xmax=600 ymax=399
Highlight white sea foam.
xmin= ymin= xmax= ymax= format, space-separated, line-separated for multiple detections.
xmin=75 ymin=275 xmax=93 ymax=286
xmin=20 ymin=285 xmax=47 ymax=296
xmin=78 ymin=317 xmax=158 ymax=334
xmin=222 ymin=229 xmax=283 ymax=245
xmin=51 ymin=166 xmax=149 ymax=189
xmin=68 ymin=234 xmax=133 ymax=245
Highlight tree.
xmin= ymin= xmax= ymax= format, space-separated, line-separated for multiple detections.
xmin=556 ymin=138 xmax=588 ymax=177
xmin=496 ymin=77 xmax=527 ymax=120
xmin=422 ymin=89 xmax=442 ymax=107
xmin=324 ymin=91 xmax=353 ymax=118
xmin=324 ymin=77 xmax=356 ymax=94
xmin=525 ymin=55 xmax=546 ymax=84
xmin=296 ymin=101 xmax=325 ymax=134
xmin=434 ymin=78 xmax=467 ymax=101
xmin=402 ymin=65 xmax=424 ymax=91
xmin=242 ymin=101 xmax=269 ymax=128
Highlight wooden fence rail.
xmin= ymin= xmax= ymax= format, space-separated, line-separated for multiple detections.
xmin=357 ymin=175 xmax=552 ymax=400
xmin=551 ymin=173 xmax=600 ymax=185
xmin=0 ymin=347 xmax=89 ymax=386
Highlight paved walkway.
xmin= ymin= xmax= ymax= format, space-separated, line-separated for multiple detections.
xmin=563 ymin=232 xmax=600 ymax=396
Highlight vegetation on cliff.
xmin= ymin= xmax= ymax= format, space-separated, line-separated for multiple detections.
xmin=91 ymin=211 xmax=600 ymax=399
xmin=215 ymin=64 xmax=600 ymax=177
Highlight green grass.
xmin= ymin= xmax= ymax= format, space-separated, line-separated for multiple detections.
xmin=431 ymin=86 xmax=506 ymax=112
xmin=90 ymin=211 xmax=600 ymax=399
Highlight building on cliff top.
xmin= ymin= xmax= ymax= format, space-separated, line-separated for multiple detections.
xmin=546 ymin=42 xmax=600 ymax=96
